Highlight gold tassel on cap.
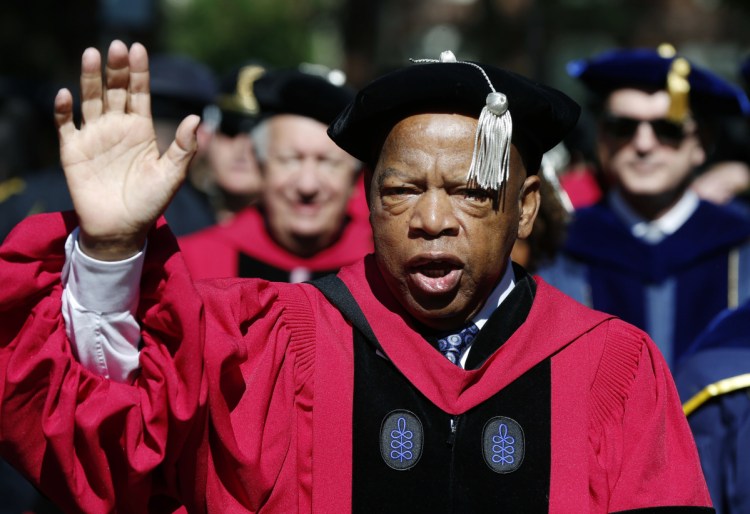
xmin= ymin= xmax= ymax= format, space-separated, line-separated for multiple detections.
xmin=410 ymin=51 xmax=513 ymax=195
xmin=218 ymin=64 xmax=265 ymax=115
xmin=657 ymin=43 xmax=677 ymax=58
xmin=658 ymin=44 xmax=691 ymax=124
xmin=666 ymin=57 xmax=691 ymax=123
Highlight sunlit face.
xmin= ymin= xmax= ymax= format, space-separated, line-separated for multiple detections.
xmin=206 ymin=131 xmax=264 ymax=197
xmin=598 ymin=88 xmax=705 ymax=198
xmin=262 ymin=114 xmax=360 ymax=256
xmin=370 ymin=113 xmax=540 ymax=331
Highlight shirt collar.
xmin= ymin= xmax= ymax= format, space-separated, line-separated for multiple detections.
xmin=472 ymin=258 xmax=516 ymax=331
xmin=609 ymin=188 xmax=699 ymax=244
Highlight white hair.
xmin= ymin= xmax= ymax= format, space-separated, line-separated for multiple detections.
xmin=250 ymin=118 xmax=271 ymax=164
xmin=250 ymin=116 xmax=363 ymax=173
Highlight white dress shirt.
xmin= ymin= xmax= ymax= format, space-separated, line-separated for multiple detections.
xmin=62 ymin=228 xmax=144 ymax=382
xmin=609 ymin=189 xmax=700 ymax=244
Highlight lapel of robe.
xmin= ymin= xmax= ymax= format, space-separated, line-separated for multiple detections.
xmin=337 ymin=256 xmax=613 ymax=415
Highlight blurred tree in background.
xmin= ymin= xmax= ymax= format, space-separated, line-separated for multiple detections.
xmin=3 ymin=0 xmax=750 ymax=92
xmin=1 ymin=0 xmax=750 ymax=144
xmin=159 ymin=0 xmax=347 ymax=75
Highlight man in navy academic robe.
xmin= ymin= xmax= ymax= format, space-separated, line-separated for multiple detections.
xmin=538 ymin=46 xmax=750 ymax=368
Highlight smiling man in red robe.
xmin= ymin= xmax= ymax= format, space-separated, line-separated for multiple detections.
xmin=0 ymin=40 xmax=712 ymax=513
xmin=179 ymin=68 xmax=372 ymax=283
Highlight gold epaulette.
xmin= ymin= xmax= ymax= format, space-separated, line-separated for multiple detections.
xmin=0 ymin=177 xmax=26 ymax=203
xmin=683 ymin=373 xmax=750 ymax=416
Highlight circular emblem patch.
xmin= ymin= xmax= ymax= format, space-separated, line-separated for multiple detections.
xmin=380 ymin=410 xmax=423 ymax=471
xmin=482 ymin=416 xmax=525 ymax=473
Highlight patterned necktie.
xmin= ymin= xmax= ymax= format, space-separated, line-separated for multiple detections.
xmin=436 ymin=323 xmax=480 ymax=365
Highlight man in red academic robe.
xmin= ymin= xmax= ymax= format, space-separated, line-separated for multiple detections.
xmin=0 ymin=41 xmax=712 ymax=513
xmin=178 ymin=68 xmax=372 ymax=282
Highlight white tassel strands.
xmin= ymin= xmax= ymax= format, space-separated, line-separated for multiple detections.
xmin=467 ymin=92 xmax=512 ymax=193
xmin=409 ymin=52 xmax=514 ymax=196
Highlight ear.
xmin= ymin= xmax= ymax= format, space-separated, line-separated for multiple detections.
xmin=517 ymin=174 xmax=541 ymax=240
xmin=689 ymin=136 xmax=706 ymax=168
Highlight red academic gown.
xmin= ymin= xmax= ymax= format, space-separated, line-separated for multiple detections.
xmin=0 ymin=213 xmax=712 ymax=513
xmin=178 ymin=207 xmax=373 ymax=281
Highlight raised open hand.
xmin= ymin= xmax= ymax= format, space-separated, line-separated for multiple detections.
xmin=55 ymin=40 xmax=200 ymax=260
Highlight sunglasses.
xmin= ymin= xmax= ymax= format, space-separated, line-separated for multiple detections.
xmin=601 ymin=115 xmax=692 ymax=145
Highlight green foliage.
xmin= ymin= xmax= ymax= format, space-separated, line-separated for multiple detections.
xmin=160 ymin=0 xmax=335 ymax=74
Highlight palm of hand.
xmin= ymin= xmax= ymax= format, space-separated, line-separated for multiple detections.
xmin=55 ymin=41 xmax=199 ymax=258
xmin=62 ymin=110 xmax=171 ymax=240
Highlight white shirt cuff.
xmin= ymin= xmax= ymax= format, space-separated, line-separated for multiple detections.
xmin=64 ymin=228 xmax=145 ymax=313
xmin=61 ymin=228 xmax=144 ymax=382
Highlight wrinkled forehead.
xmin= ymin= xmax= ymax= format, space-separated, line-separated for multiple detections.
xmin=373 ymin=113 xmax=476 ymax=180
xmin=371 ymin=113 xmax=526 ymax=184
xmin=381 ymin=112 xmax=478 ymax=148
xmin=380 ymin=112 xmax=529 ymax=180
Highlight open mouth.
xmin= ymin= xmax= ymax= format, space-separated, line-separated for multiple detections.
xmin=407 ymin=257 xmax=463 ymax=295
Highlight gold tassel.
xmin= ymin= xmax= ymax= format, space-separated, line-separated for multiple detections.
xmin=218 ymin=65 xmax=265 ymax=114
xmin=666 ymin=57 xmax=691 ymax=124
